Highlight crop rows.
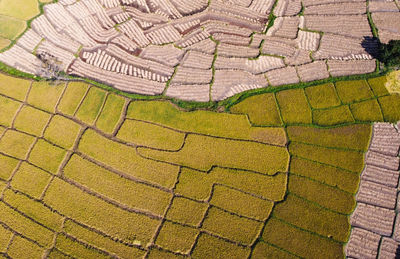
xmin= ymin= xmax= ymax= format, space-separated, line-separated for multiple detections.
xmin=0 ymin=72 xmax=292 ymax=258
xmin=234 ymin=76 xmax=400 ymax=127
xmin=0 ymin=69 xmax=399 ymax=257
xmin=229 ymin=74 xmax=400 ymax=258
xmin=346 ymin=122 xmax=400 ymax=259
xmin=369 ymin=0 xmax=400 ymax=44
xmin=0 ymin=0 xmax=398 ymax=102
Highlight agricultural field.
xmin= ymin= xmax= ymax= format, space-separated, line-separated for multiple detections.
xmin=0 ymin=70 xmax=398 ymax=258
xmin=0 ymin=0 xmax=400 ymax=258
xmin=0 ymin=0 xmax=399 ymax=101
xmin=0 ymin=0 xmax=41 ymax=50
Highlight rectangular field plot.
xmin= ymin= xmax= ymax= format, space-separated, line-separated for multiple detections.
xmin=44 ymin=115 xmax=81 ymax=149
xmin=210 ymin=185 xmax=274 ymax=220
xmin=166 ymin=197 xmax=207 ymax=226
xmin=13 ymin=105 xmax=51 ymax=136
xmin=192 ymin=233 xmax=250 ymax=258
xmin=335 ymin=80 xmax=374 ymax=104
xmin=147 ymin=249 xmax=185 ymax=259
xmin=126 ymin=101 xmax=287 ymax=145
xmin=368 ymin=76 xmax=389 ymax=97
xmin=57 ymin=82 xmax=90 ymax=116
xmin=313 ymin=105 xmax=354 ymax=126
xmin=288 ymin=174 xmax=355 ymax=214
xmin=202 ymin=207 xmax=262 ymax=245
xmin=10 ymin=162 xmax=51 ymax=199
xmin=27 ymin=81 xmax=66 ymax=113
xmin=289 ymin=142 xmax=365 ymax=173
xmin=117 ymin=120 xmax=185 ymax=150
xmin=229 ymin=93 xmax=283 ymax=126
xmin=54 ymin=234 xmax=109 ymax=259
xmin=175 ymin=168 xmax=287 ymax=201
xmin=378 ymin=95 xmax=400 ymax=122
xmin=0 ymin=95 xmax=21 ymax=127
xmin=305 ymin=83 xmax=341 ymax=109
xmin=273 ymin=194 xmax=350 ymax=242
xmin=0 ymin=154 xmax=18 ymax=181
xmin=276 ymin=89 xmax=312 ymax=124
xmin=262 ymin=218 xmax=344 ymax=258
xmin=78 ymin=129 xmax=179 ymax=188
xmin=0 ymin=73 xmax=31 ymax=101
xmin=63 ymin=220 xmax=145 ymax=259
xmin=0 ymin=225 xmax=12 ymax=253
xmin=0 ymin=130 xmax=35 ymax=160
xmin=7 ymin=236 xmax=44 ymax=259
xmin=290 ymin=157 xmax=360 ymax=194
xmin=28 ymin=139 xmax=66 ymax=174
xmin=0 ymin=201 xmax=54 ymax=247
xmin=63 ymin=155 xmax=172 ymax=216
xmin=287 ymin=124 xmax=372 ymax=151
xmin=95 ymin=94 xmax=126 ymax=134
xmin=3 ymin=189 xmax=63 ymax=232
xmin=47 ymin=249 xmax=71 ymax=259
xmin=155 ymin=221 xmax=198 ymax=254
xmin=75 ymin=87 xmax=106 ymax=125
xmin=252 ymin=241 xmax=298 ymax=259
xmin=138 ymin=134 xmax=289 ymax=175
xmin=43 ymin=178 xmax=160 ymax=245
xmin=350 ymin=99 xmax=384 ymax=122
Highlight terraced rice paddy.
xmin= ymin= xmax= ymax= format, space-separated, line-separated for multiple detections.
xmin=0 ymin=71 xmax=398 ymax=258
xmin=0 ymin=0 xmax=399 ymax=257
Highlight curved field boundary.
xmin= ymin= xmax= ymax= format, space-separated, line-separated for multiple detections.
xmin=0 ymin=0 xmax=398 ymax=105
xmin=0 ymin=71 xmax=399 ymax=257
xmin=346 ymin=122 xmax=400 ymax=259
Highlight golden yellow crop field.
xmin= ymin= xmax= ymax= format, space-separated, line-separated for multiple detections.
xmin=0 ymin=0 xmax=399 ymax=257
xmin=0 ymin=71 xmax=399 ymax=258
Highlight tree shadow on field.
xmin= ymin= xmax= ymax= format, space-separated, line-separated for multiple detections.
xmin=362 ymin=36 xmax=400 ymax=67
xmin=361 ymin=36 xmax=380 ymax=58
xmin=395 ymin=244 xmax=400 ymax=259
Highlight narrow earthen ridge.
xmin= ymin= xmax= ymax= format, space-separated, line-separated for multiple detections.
xmin=346 ymin=122 xmax=400 ymax=259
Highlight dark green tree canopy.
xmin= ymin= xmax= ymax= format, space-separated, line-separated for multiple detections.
xmin=379 ymin=40 xmax=400 ymax=67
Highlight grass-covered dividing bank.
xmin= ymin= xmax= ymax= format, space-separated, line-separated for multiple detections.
xmin=223 ymin=67 xmax=389 ymax=111
xmin=0 ymin=59 xmax=394 ymax=112
xmin=0 ymin=0 xmax=394 ymax=112
xmin=229 ymin=75 xmax=400 ymax=126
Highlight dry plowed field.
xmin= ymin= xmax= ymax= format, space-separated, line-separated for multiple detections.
xmin=0 ymin=72 xmax=399 ymax=258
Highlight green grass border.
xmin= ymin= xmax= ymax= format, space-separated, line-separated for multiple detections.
xmin=0 ymin=60 xmax=394 ymax=112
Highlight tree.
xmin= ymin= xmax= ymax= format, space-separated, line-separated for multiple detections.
xmin=378 ymin=40 xmax=400 ymax=67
